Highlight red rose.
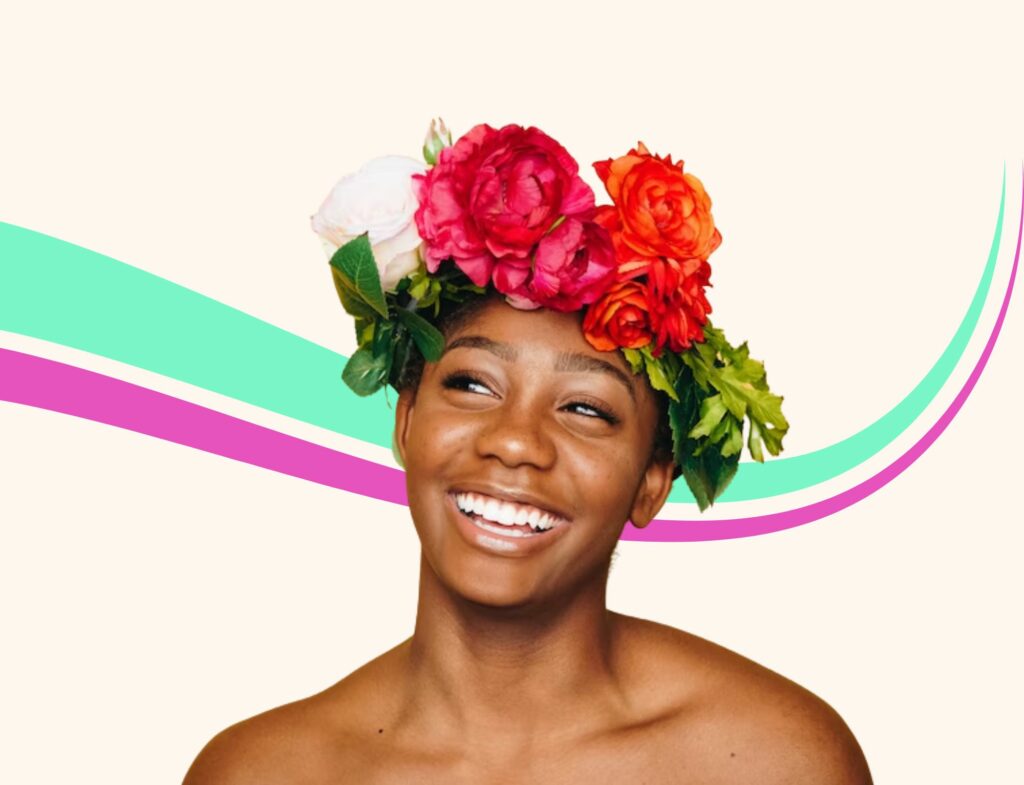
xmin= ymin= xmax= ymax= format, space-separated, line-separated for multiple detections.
xmin=582 ymin=279 xmax=654 ymax=351
xmin=646 ymin=257 xmax=712 ymax=354
xmin=414 ymin=124 xmax=596 ymax=291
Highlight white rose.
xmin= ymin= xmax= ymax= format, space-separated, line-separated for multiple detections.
xmin=311 ymin=155 xmax=427 ymax=292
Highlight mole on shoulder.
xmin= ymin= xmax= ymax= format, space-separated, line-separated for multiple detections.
xmin=730 ymin=752 xmax=736 ymax=758
xmin=378 ymin=728 xmax=384 ymax=734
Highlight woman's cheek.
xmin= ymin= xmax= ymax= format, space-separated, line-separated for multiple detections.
xmin=583 ymin=442 xmax=645 ymax=524
xmin=412 ymin=407 xmax=476 ymax=471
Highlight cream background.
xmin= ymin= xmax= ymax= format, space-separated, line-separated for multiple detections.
xmin=1 ymin=1 xmax=1023 ymax=782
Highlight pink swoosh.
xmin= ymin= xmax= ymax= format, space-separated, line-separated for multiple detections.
xmin=1 ymin=169 xmax=1018 ymax=541
xmin=0 ymin=348 xmax=408 ymax=507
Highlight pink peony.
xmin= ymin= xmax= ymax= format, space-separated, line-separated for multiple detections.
xmin=524 ymin=219 xmax=617 ymax=311
xmin=414 ymin=123 xmax=596 ymax=293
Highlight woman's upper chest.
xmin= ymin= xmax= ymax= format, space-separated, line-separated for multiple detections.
xmin=338 ymin=718 xmax=747 ymax=785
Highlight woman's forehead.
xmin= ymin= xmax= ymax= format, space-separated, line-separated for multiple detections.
xmin=445 ymin=299 xmax=625 ymax=367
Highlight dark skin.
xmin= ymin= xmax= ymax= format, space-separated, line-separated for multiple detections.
xmin=184 ymin=300 xmax=872 ymax=784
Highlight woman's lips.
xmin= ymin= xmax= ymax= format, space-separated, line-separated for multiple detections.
xmin=446 ymin=492 xmax=570 ymax=555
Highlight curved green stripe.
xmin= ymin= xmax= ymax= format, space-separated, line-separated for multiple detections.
xmin=0 ymin=225 xmax=389 ymax=447
xmin=0 ymin=168 xmax=1003 ymax=503
xmin=711 ymin=166 xmax=1005 ymax=502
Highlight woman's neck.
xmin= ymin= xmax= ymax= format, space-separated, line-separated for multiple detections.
xmin=398 ymin=551 xmax=631 ymax=753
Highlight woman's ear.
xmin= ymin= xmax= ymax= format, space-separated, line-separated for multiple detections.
xmin=629 ymin=457 xmax=676 ymax=528
xmin=393 ymin=388 xmax=416 ymax=468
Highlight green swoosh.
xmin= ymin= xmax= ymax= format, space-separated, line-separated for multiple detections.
xmin=714 ymin=166 xmax=1005 ymax=501
xmin=0 ymin=168 xmax=1003 ymax=503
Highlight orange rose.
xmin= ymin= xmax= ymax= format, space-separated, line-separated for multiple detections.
xmin=582 ymin=279 xmax=654 ymax=352
xmin=594 ymin=142 xmax=722 ymax=261
xmin=593 ymin=205 xmax=656 ymax=280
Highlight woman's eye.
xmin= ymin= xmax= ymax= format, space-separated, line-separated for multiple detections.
xmin=564 ymin=401 xmax=619 ymax=424
xmin=441 ymin=373 xmax=494 ymax=396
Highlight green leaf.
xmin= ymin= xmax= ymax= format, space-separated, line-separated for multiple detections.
xmin=747 ymin=418 xmax=765 ymax=463
xmin=680 ymin=461 xmax=713 ymax=512
xmin=341 ymin=346 xmax=389 ymax=396
xmin=679 ymin=350 xmax=713 ymax=392
xmin=329 ymin=234 xmax=388 ymax=318
xmin=355 ymin=317 xmax=374 ymax=347
xmin=707 ymin=450 xmax=740 ymax=501
xmin=621 ymin=348 xmax=644 ymax=375
xmin=682 ymin=448 xmax=740 ymax=510
xmin=720 ymin=415 xmax=744 ymax=458
xmin=643 ymin=353 xmax=680 ymax=402
xmin=688 ymin=394 xmax=727 ymax=439
xmin=707 ymin=414 xmax=732 ymax=446
xmin=760 ymin=421 xmax=786 ymax=456
xmin=396 ymin=308 xmax=445 ymax=361
xmin=408 ymin=274 xmax=430 ymax=301
xmin=389 ymin=325 xmax=415 ymax=389
xmin=331 ymin=266 xmax=380 ymax=321
xmin=371 ymin=319 xmax=395 ymax=360
xmin=667 ymin=369 xmax=699 ymax=459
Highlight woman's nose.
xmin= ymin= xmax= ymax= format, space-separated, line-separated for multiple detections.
xmin=474 ymin=398 xmax=557 ymax=470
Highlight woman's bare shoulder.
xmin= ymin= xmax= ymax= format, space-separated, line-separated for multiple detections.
xmin=613 ymin=613 xmax=873 ymax=784
xmin=181 ymin=643 xmax=407 ymax=785
xmin=181 ymin=700 xmax=336 ymax=785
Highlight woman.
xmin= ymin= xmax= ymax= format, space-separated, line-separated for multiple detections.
xmin=184 ymin=122 xmax=872 ymax=783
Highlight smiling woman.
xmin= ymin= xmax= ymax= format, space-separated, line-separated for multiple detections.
xmin=182 ymin=121 xmax=871 ymax=784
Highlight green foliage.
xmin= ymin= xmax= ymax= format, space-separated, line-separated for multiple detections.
xmin=331 ymin=266 xmax=379 ymax=321
xmin=688 ymin=394 xmax=727 ymax=440
xmin=328 ymin=244 xmax=483 ymax=397
xmin=329 ymin=234 xmax=388 ymax=318
xmin=341 ymin=346 xmax=390 ymax=396
xmin=389 ymin=324 xmax=415 ymax=390
xmin=681 ymin=323 xmax=789 ymax=465
xmin=396 ymin=308 xmax=445 ymax=362
xmin=633 ymin=321 xmax=788 ymax=510
xmin=621 ymin=348 xmax=644 ymax=375
xmin=638 ymin=345 xmax=680 ymax=402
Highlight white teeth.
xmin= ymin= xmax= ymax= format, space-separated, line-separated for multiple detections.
xmin=483 ymin=498 xmax=502 ymax=522
xmin=452 ymin=491 xmax=566 ymax=533
xmin=496 ymin=502 xmax=516 ymax=526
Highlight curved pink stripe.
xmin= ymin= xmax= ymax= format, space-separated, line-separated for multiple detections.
xmin=622 ymin=166 xmax=1024 ymax=541
xmin=1 ymin=169 xmax=1018 ymax=541
xmin=0 ymin=348 xmax=408 ymax=507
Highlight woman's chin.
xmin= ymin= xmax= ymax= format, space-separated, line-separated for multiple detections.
xmin=430 ymin=558 xmax=550 ymax=611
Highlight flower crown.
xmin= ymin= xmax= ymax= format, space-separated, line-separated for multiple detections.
xmin=312 ymin=119 xmax=788 ymax=510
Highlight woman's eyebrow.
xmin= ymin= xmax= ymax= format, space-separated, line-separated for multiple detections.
xmin=554 ymin=352 xmax=636 ymax=402
xmin=444 ymin=335 xmax=636 ymax=402
xmin=445 ymin=335 xmax=518 ymax=361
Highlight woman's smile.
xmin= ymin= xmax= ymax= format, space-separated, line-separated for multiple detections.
xmin=446 ymin=488 xmax=572 ymax=556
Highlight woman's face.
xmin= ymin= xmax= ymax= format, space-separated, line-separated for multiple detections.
xmin=394 ymin=298 xmax=675 ymax=609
